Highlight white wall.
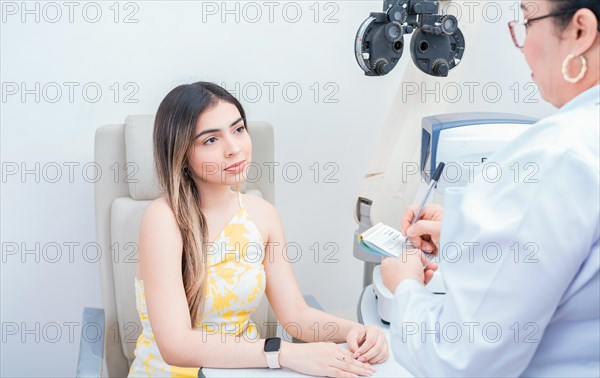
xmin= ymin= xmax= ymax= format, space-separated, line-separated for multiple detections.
xmin=1 ymin=1 xmax=556 ymax=377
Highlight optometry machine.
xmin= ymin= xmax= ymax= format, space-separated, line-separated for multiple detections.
xmin=355 ymin=0 xmax=465 ymax=77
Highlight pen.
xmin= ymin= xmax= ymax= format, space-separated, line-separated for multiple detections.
xmin=411 ymin=162 xmax=445 ymax=226
xmin=410 ymin=162 xmax=444 ymax=270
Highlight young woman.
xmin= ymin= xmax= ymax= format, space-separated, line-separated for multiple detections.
xmin=128 ymin=82 xmax=388 ymax=377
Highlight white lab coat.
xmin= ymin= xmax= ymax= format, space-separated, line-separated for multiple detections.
xmin=390 ymin=85 xmax=600 ymax=376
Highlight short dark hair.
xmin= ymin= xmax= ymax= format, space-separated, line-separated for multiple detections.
xmin=551 ymin=0 xmax=600 ymax=30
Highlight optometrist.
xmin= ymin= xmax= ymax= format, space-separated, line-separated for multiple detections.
xmin=381 ymin=0 xmax=599 ymax=376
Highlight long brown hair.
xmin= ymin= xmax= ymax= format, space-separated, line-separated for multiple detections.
xmin=153 ymin=82 xmax=247 ymax=326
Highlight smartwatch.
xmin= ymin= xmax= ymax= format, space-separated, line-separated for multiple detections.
xmin=263 ymin=337 xmax=281 ymax=369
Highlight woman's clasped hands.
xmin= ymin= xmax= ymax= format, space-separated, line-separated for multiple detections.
xmin=281 ymin=325 xmax=388 ymax=377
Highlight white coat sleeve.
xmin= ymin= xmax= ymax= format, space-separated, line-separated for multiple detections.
xmin=389 ymin=148 xmax=600 ymax=376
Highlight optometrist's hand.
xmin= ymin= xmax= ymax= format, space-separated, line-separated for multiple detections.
xmin=400 ymin=204 xmax=443 ymax=254
xmin=346 ymin=325 xmax=388 ymax=365
xmin=381 ymin=250 xmax=439 ymax=293
xmin=280 ymin=341 xmax=376 ymax=377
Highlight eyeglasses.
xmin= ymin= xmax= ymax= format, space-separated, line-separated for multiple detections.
xmin=508 ymin=11 xmax=571 ymax=48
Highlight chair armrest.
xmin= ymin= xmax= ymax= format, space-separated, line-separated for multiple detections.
xmin=76 ymin=307 xmax=105 ymax=378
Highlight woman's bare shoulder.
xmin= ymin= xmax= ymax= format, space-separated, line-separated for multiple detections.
xmin=137 ymin=197 xmax=183 ymax=279
xmin=144 ymin=196 xmax=175 ymax=221
xmin=241 ymin=193 xmax=278 ymax=216
xmin=141 ymin=196 xmax=181 ymax=242
xmin=241 ymin=193 xmax=282 ymax=240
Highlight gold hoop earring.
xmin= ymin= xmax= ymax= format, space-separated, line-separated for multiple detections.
xmin=562 ymin=53 xmax=587 ymax=84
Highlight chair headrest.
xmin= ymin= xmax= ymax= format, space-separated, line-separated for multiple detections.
xmin=125 ymin=115 xmax=162 ymax=200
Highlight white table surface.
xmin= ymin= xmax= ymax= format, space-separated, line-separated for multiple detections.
xmin=200 ymin=285 xmax=412 ymax=377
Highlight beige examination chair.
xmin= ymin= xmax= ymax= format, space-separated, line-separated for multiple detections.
xmin=77 ymin=116 xmax=290 ymax=377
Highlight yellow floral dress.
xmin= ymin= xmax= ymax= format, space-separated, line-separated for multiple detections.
xmin=128 ymin=194 xmax=266 ymax=377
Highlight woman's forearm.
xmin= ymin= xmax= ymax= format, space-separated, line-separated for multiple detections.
xmin=281 ymin=306 xmax=359 ymax=343
xmin=164 ymin=330 xmax=269 ymax=368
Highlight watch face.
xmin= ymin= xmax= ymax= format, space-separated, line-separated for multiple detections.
xmin=264 ymin=337 xmax=281 ymax=352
